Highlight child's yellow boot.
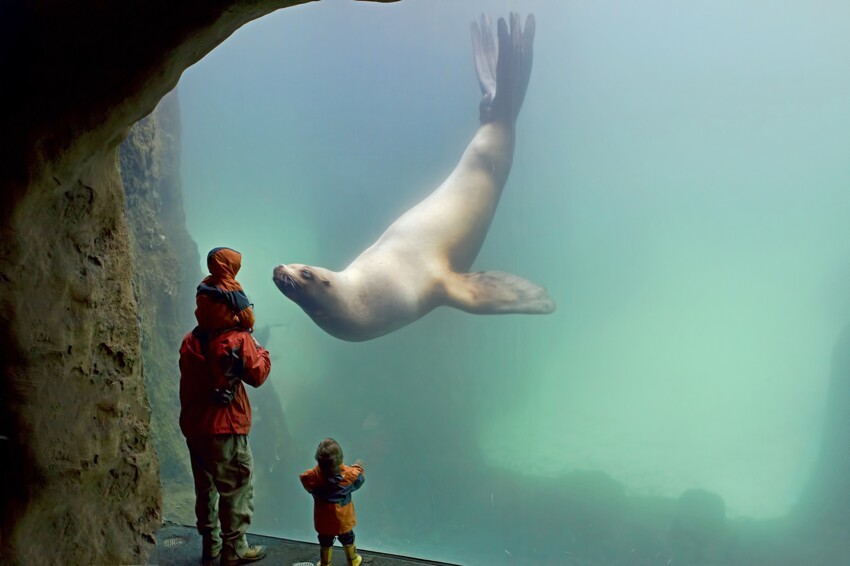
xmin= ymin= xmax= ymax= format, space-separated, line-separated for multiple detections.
xmin=317 ymin=546 xmax=332 ymax=566
xmin=343 ymin=544 xmax=362 ymax=566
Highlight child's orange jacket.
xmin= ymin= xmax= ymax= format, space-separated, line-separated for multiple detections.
xmin=195 ymin=247 xmax=255 ymax=331
xmin=300 ymin=464 xmax=365 ymax=535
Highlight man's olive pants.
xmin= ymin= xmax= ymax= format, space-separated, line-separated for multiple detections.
xmin=186 ymin=434 xmax=255 ymax=547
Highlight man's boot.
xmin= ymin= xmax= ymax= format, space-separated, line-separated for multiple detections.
xmin=317 ymin=546 xmax=332 ymax=566
xmin=200 ymin=527 xmax=222 ymax=563
xmin=343 ymin=544 xmax=362 ymax=566
xmin=221 ymin=534 xmax=267 ymax=565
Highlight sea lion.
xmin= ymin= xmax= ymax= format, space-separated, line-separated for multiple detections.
xmin=273 ymin=13 xmax=554 ymax=342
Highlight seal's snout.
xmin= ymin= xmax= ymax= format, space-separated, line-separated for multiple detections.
xmin=273 ymin=264 xmax=299 ymax=295
xmin=272 ymin=264 xmax=287 ymax=290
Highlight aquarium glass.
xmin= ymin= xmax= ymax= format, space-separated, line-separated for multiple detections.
xmin=175 ymin=1 xmax=850 ymax=563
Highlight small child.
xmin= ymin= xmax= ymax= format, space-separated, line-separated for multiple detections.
xmin=195 ymin=247 xmax=255 ymax=332
xmin=300 ymin=438 xmax=366 ymax=566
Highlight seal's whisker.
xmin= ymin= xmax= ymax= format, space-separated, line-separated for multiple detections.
xmin=283 ymin=273 xmax=300 ymax=291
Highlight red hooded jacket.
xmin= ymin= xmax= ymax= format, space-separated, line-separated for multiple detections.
xmin=179 ymin=328 xmax=271 ymax=439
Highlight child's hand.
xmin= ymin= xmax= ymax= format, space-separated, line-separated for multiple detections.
xmin=354 ymin=459 xmax=364 ymax=469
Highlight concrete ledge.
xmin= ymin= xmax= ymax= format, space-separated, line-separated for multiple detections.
xmin=150 ymin=521 xmax=459 ymax=565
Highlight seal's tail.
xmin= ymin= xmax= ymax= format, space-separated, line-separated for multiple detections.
xmin=471 ymin=13 xmax=536 ymax=124
xmin=445 ymin=270 xmax=556 ymax=315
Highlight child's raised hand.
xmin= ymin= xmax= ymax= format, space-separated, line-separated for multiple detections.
xmin=354 ymin=459 xmax=364 ymax=469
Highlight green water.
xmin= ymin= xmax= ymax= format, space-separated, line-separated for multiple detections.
xmin=177 ymin=0 xmax=850 ymax=563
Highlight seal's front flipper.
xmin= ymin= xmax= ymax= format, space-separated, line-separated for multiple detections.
xmin=471 ymin=12 xmax=536 ymax=124
xmin=445 ymin=271 xmax=556 ymax=315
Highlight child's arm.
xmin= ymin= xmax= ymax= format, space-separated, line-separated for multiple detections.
xmin=349 ymin=461 xmax=365 ymax=491
xmin=299 ymin=468 xmax=318 ymax=493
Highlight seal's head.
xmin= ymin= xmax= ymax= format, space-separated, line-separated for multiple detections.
xmin=273 ymin=264 xmax=336 ymax=319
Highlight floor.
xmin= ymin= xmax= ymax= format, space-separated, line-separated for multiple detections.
xmin=149 ymin=522 xmax=459 ymax=566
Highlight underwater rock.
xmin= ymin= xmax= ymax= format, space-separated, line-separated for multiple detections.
xmin=797 ymin=324 xmax=850 ymax=523
xmin=669 ymin=488 xmax=730 ymax=565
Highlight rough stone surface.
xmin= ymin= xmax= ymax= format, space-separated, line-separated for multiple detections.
xmin=1 ymin=151 xmax=162 ymax=564
xmin=119 ymin=90 xmax=202 ymax=523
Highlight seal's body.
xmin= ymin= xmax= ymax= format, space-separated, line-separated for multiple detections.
xmin=274 ymin=14 xmax=554 ymax=342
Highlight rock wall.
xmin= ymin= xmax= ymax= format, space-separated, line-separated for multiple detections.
xmin=119 ymin=90 xmax=202 ymax=522
xmin=0 ymin=151 xmax=162 ymax=564
xmin=0 ymin=1 xmax=332 ymax=563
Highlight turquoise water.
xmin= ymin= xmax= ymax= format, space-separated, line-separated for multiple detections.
xmin=178 ymin=0 xmax=850 ymax=563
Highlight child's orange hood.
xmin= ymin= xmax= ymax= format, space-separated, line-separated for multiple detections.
xmin=204 ymin=247 xmax=242 ymax=291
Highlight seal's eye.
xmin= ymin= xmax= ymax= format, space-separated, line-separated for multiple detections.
xmin=301 ymin=269 xmax=313 ymax=280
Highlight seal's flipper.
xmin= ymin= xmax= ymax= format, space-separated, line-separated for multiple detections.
xmin=445 ymin=271 xmax=555 ymax=315
xmin=471 ymin=12 xmax=535 ymax=124
xmin=471 ymin=14 xmax=498 ymax=111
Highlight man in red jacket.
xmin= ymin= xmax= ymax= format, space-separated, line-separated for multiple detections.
xmin=179 ymin=323 xmax=271 ymax=564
